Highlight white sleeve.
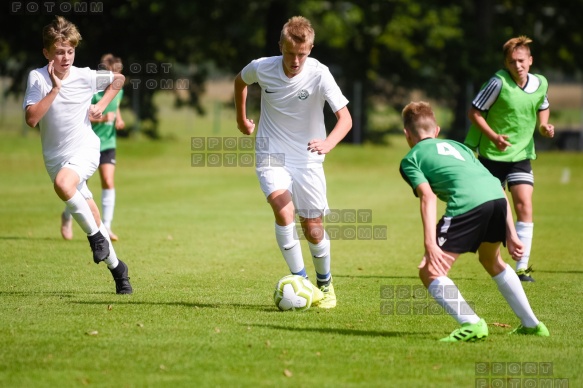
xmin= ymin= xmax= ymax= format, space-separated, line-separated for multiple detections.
xmin=321 ymin=69 xmax=349 ymax=113
xmin=22 ymin=70 xmax=44 ymax=109
xmin=539 ymin=94 xmax=550 ymax=111
xmin=240 ymin=59 xmax=260 ymax=85
xmin=471 ymin=77 xmax=502 ymax=111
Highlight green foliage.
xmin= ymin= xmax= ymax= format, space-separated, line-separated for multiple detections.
xmin=2 ymin=1 xmax=583 ymax=140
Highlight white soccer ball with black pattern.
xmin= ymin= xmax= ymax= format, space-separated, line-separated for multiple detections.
xmin=273 ymin=274 xmax=313 ymax=311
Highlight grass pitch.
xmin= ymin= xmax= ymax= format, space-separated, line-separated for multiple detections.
xmin=1 ymin=99 xmax=582 ymax=387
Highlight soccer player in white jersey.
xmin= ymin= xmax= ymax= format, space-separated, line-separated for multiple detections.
xmin=23 ymin=16 xmax=132 ymax=294
xmin=234 ymin=16 xmax=352 ymax=308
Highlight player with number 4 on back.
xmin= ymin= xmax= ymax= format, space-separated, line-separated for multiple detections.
xmin=234 ymin=16 xmax=352 ymax=308
xmin=399 ymin=101 xmax=548 ymax=342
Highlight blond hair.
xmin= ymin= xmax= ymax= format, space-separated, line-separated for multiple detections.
xmin=42 ymin=16 xmax=82 ymax=50
xmin=402 ymin=101 xmax=437 ymax=137
xmin=503 ymin=35 xmax=532 ymax=59
xmin=279 ymin=16 xmax=315 ymax=46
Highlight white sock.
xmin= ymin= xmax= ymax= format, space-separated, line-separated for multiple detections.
xmin=308 ymin=234 xmax=331 ymax=286
xmin=275 ymin=223 xmax=305 ymax=276
xmin=65 ymin=191 xmax=99 ymax=235
xmin=428 ymin=277 xmax=480 ymax=325
xmin=63 ymin=206 xmax=72 ymax=220
xmin=515 ymin=222 xmax=533 ymax=271
xmin=492 ymin=264 xmax=539 ymax=327
xmin=101 ymin=188 xmax=115 ymax=229
xmin=99 ymin=223 xmax=119 ymax=269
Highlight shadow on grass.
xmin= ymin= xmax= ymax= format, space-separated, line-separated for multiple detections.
xmin=334 ymin=274 xmax=479 ymax=281
xmin=0 ymin=236 xmax=63 ymax=241
xmin=1 ymin=290 xmax=278 ymax=311
xmin=246 ymin=323 xmax=430 ymax=338
xmin=0 ymin=290 xmax=77 ymax=297
xmin=69 ymin=299 xmax=276 ymax=311
xmin=334 ymin=274 xmax=419 ymax=280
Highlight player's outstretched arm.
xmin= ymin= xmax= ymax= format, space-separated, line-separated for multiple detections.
xmin=416 ymin=183 xmax=453 ymax=277
xmin=90 ymin=73 xmax=125 ymax=121
xmin=307 ymin=106 xmax=352 ymax=155
xmin=502 ymin=189 xmax=524 ymax=260
xmin=234 ymin=72 xmax=255 ymax=135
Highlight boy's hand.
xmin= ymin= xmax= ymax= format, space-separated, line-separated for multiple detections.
xmin=307 ymin=139 xmax=333 ymax=155
xmin=47 ymin=60 xmax=61 ymax=90
xmin=507 ymin=235 xmax=524 ymax=261
xmin=493 ymin=134 xmax=512 ymax=151
xmin=237 ymin=118 xmax=255 ymax=135
xmin=115 ymin=116 xmax=125 ymax=130
xmin=539 ymin=123 xmax=555 ymax=138
xmin=88 ymin=105 xmax=103 ymax=121
xmin=418 ymin=244 xmax=454 ymax=276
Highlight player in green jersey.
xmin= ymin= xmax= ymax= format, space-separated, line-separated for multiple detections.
xmin=465 ymin=36 xmax=555 ymax=281
xmin=400 ymin=101 xmax=548 ymax=342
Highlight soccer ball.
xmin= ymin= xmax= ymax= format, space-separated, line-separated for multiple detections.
xmin=273 ymin=274 xmax=313 ymax=311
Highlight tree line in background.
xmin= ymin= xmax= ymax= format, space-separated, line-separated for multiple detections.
xmin=1 ymin=0 xmax=582 ymax=141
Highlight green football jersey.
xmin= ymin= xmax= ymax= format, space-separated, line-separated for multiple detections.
xmin=91 ymin=89 xmax=124 ymax=151
xmin=464 ymin=70 xmax=548 ymax=162
xmin=400 ymin=138 xmax=504 ymax=217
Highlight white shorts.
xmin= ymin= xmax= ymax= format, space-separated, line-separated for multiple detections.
xmin=45 ymin=149 xmax=99 ymax=200
xmin=256 ymin=165 xmax=329 ymax=219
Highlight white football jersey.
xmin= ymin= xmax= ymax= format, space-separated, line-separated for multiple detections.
xmin=241 ymin=56 xmax=349 ymax=168
xmin=23 ymin=66 xmax=113 ymax=170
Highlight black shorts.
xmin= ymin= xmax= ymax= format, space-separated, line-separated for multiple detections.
xmin=99 ymin=148 xmax=116 ymax=165
xmin=478 ymin=157 xmax=533 ymax=189
xmin=437 ymin=198 xmax=507 ymax=254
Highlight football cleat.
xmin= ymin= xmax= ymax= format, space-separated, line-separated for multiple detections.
xmin=439 ymin=318 xmax=488 ymax=342
xmin=312 ymin=284 xmax=324 ymax=304
xmin=510 ymin=321 xmax=549 ymax=336
xmin=109 ymin=260 xmax=132 ymax=294
xmin=314 ymin=282 xmax=336 ymax=309
xmin=87 ymin=231 xmax=110 ymax=264
xmin=516 ymin=266 xmax=535 ymax=282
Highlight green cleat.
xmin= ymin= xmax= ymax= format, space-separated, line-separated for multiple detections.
xmin=516 ymin=266 xmax=535 ymax=282
xmin=510 ymin=321 xmax=549 ymax=336
xmin=313 ymin=282 xmax=336 ymax=309
xmin=439 ymin=318 xmax=488 ymax=342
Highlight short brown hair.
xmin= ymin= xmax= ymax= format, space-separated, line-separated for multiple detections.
xmin=503 ymin=35 xmax=532 ymax=59
xmin=279 ymin=16 xmax=315 ymax=46
xmin=402 ymin=101 xmax=437 ymax=137
xmin=99 ymin=53 xmax=123 ymax=73
xmin=42 ymin=16 xmax=82 ymax=50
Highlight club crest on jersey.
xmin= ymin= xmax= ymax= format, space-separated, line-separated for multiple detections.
xmin=297 ymin=89 xmax=309 ymax=100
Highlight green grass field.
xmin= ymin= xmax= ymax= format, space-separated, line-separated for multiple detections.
xmin=1 ymin=94 xmax=582 ymax=387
